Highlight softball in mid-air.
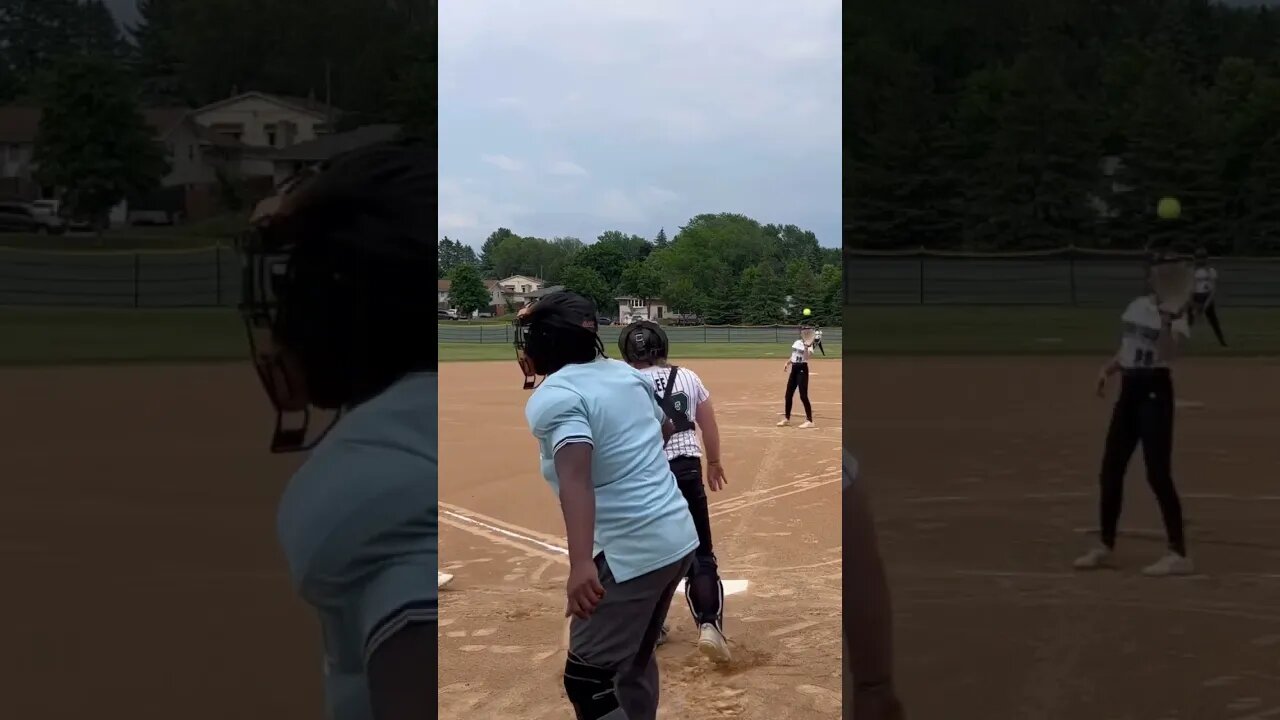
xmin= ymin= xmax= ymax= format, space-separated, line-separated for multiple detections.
xmin=1157 ymin=196 xmax=1181 ymax=220
xmin=802 ymin=307 xmax=812 ymax=316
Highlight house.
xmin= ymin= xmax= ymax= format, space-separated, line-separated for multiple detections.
xmin=437 ymin=279 xmax=452 ymax=309
xmin=0 ymin=104 xmax=247 ymax=222
xmin=488 ymin=275 xmax=546 ymax=315
xmin=616 ymin=295 xmax=669 ymax=322
xmin=189 ymin=91 xmax=339 ymax=178
xmin=269 ymin=123 xmax=401 ymax=187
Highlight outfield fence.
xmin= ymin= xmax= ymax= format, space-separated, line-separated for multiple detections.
xmin=438 ymin=324 xmax=845 ymax=345
xmin=0 ymin=246 xmax=238 ymax=307
xmin=844 ymin=247 xmax=1280 ymax=306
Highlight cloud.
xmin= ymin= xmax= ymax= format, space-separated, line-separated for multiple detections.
xmin=480 ymin=154 xmax=525 ymax=173
xmin=548 ymin=160 xmax=589 ymax=177
xmin=439 ymin=0 xmax=841 ymax=247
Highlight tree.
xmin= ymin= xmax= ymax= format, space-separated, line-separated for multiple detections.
xmin=738 ymin=262 xmax=786 ymax=326
xmin=571 ymin=242 xmax=629 ymax=290
xmin=618 ymin=261 xmax=664 ymax=320
xmin=447 ymin=263 xmax=490 ymax=317
xmin=164 ymin=0 xmax=413 ymax=112
xmin=479 ymin=228 xmax=518 ymax=274
xmin=34 ymin=55 xmax=167 ymax=232
xmin=662 ymin=276 xmax=705 ymax=317
xmin=558 ymin=265 xmax=613 ymax=318
xmin=390 ymin=25 xmax=435 ymax=137
xmin=815 ymin=264 xmax=843 ymax=327
xmin=654 ymin=227 xmax=669 ymax=249
xmin=130 ymin=0 xmax=190 ymax=102
xmin=438 ymin=237 xmax=478 ymax=278
xmin=1 ymin=0 xmax=124 ymax=97
xmin=702 ymin=273 xmax=741 ymax=326
xmin=784 ymin=260 xmax=820 ymax=322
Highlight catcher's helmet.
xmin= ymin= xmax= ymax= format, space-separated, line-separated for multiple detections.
xmin=619 ymin=320 xmax=669 ymax=364
xmin=237 ymin=138 xmax=433 ymax=452
xmin=513 ymin=291 xmax=601 ymax=389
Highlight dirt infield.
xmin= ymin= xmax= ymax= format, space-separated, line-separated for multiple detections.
xmin=0 ymin=364 xmax=322 ymax=719
xmin=439 ymin=358 xmax=843 ymax=719
xmin=848 ymin=356 xmax=1280 ymax=720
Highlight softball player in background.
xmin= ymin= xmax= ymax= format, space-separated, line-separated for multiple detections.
xmin=846 ymin=452 xmax=905 ymax=720
xmin=777 ymin=326 xmax=816 ymax=428
xmin=1075 ymin=253 xmax=1193 ymax=576
xmin=1189 ymin=248 xmax=1227 ymax=347
xmin=515 ymin=292 xmax=698 ymax=720
xmin=619 ymin=320 xmax=732 ymax=663
xmin=239 ymin=141 xmax=436 ymax=719
xmin=813 ymin=327 xmax=826 ymax=356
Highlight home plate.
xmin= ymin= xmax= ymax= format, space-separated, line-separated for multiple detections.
xmin=677 ymin=579 xmax=749 ymax=596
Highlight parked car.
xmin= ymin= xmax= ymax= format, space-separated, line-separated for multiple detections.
xmin=0 ymin=202 xmax=41 ymax=233
xmin=597 ymin=315 xmax=614 ymax=325
xmin=29 ymin=200 xmax=67 ymax=234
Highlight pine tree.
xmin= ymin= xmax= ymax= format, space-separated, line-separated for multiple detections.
xmin=130 ymin=0 xmax=189 ymax=103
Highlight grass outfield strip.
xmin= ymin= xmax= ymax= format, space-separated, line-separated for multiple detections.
xmin=845 ymin=306 xmax=1280 ymax=356
xmin=439 ymin=342 xmax=844 ymax=362
xmin=0 ymin=307 xmax=246 ymax=365
xmin=0 ymin=307 xmax=843 ymax=365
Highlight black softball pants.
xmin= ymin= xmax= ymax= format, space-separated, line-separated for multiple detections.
xmin=1098 ymin=368 xmax=1187 ymax=556
xmin=785 ymin=362 xmax=813 ymax=422
xmin=669 ymin=456 xmax=724 ymax=629
xmin=1190 ymin=292 xmax=1227 ymax=346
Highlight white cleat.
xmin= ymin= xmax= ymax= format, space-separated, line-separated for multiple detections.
xmin=799 ymin=421 xmax=815 ymax=429
xmin=1072 ymin=546 xmax=1114 ymax=570
xmin=776 ymin=418 xmax=790 ymax=427
xmin=697 ymin=623 xmax=731 ymax=664
xmin=656 ymin=623 xmax=670 ymax=647
xmin=438 ymin=572 xmax=454 ymax=589
xmin=1142 ymin=552 xmax=1194 ymax=577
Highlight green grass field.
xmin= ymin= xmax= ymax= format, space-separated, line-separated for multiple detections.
xmin=845 ymin=306 xmax=1280 ymax=356
xmin=5 ymin=304 xmax=1272 ymax=366
xmin=0 ymin=307 xmax=841 ymax=366
xmin=438 ymin=342 xmax=844 ymax=362
xmin=0 ymin=307 xmax=245 ymax=365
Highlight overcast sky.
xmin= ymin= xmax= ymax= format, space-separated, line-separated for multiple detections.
xmin=438 ymin=1 xmax=842 ymax=248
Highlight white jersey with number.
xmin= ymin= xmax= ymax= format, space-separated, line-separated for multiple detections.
xmin=639 ymin=365 xmax=710 ymax=461
xmin=789 ymin=340 xmax=811 ymax=364
xmin=1194 ymin=267 xmax=1217 ymax=294
xmin=1118 ymin=295 xmax=1190 ymax=370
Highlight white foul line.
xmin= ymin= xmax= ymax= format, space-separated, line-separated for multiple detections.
xmin=442 ymin=508 xmax=569 ymax=557
xmin=442 ymin=505 xmax=749 ymax=595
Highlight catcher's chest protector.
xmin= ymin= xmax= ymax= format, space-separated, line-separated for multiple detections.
xmin=656 ymin=366 xmax=696 ymax=435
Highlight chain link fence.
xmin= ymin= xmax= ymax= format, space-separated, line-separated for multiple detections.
xmin=439 ymin=324 xmax=845 ymax=345
xmin=844 ymin=247 xmax=1280 ymax=307
xmin=0 ymin=246 xmax=239 ymax=307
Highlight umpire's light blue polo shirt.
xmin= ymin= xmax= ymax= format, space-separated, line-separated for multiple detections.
xmin=277 ymin=372 xmax=437 ymax=720
xmin=525 ymin=358 xmax=698 ymax=582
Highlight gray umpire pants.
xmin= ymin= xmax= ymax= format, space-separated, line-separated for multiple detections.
xmin=569 ymin=551 xmax=694 ymax=720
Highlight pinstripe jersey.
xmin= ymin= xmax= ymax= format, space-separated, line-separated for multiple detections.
xmin=638 ymin=365 xmax=710 ymax=460
xmin=1118 ymin=295 xmax=1189 ymax=370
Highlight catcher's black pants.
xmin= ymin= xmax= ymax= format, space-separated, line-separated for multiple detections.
xmin=784 ymin=362 xmax=812 ymax=422
xmin=1189 ymin=292 xmax=1227 ymax=346
xmin=1098 ymin=368 xmax=1187 ymax=555
xmin=669 ymin=456 xmax=723 ymax=629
